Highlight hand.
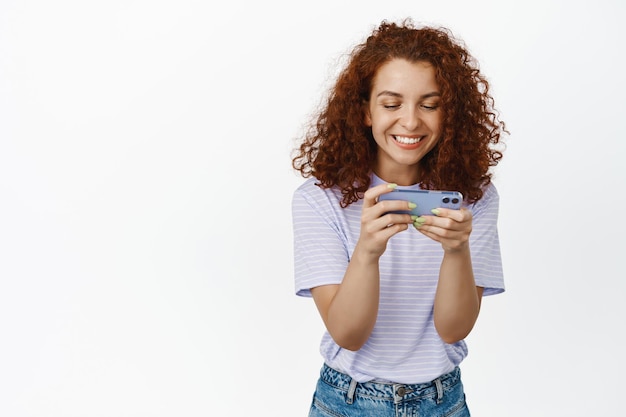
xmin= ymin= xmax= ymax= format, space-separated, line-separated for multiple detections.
xmin=356 ymin=183 xmax=414 ymax=258
xmin=413 ymin=207 xmax=473 ymax=253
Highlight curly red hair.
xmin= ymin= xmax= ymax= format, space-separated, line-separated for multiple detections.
xmin=292 ymin=19 xmax=507 ymax=207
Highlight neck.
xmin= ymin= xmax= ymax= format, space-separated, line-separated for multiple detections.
xmin=372 ymin=165 xmax=421 ymax=186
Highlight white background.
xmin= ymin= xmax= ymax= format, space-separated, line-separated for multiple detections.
xmin=1 ymin=0 xmax=625 ymax=415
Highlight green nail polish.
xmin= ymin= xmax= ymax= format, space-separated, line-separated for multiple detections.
xmin=414 ymin=216 xmax=426 ymax=225
xmin=411 ymin=215 xmax=418 ymax=221
xmin=408 ymin=202 xmax=417 ymax=209
xmin=387 ymin=183 xmax=398 ymax=189
xmin=431 ymin=208 xmax=440 ymax=215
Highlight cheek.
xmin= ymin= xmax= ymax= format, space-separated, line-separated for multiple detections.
xmin=370 ymin=111 xmax=393 ymax=130
xmin=370 ymin=126 xmax=387 ymax=146
xmin=429 ymin=115 xmax=443 ymax=135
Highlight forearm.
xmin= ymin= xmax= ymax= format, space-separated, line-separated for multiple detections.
xmin=433 ymin=244 xmax=481 ymax=344
xmin=324 ymin=247 xmax=380 ymax=351
xmin=311 ymin=183 xmax=414 ymax=351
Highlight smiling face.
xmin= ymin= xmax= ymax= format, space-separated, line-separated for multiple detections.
xmin=365 ymin=58 xmax=442 ymax=185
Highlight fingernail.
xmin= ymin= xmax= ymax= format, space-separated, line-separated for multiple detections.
xmin=411 ymin=215 xmax=418 ymax=221
xmin=408 ymin=202 xmax=417 ymax=209
xmin=387 ymin=183 xmax=397 ymax=189
xmin=431 ymin=208 xmax=440 ymax=216
xmin=414 ymin=216 xmax=427 ymax=226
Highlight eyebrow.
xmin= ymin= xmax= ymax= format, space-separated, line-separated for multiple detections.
xmin=376 ymin=90 xmax=441 ymax=99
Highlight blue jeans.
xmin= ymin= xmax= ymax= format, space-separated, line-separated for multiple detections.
xmin=309 ymin=364 xmax=470 ymax=417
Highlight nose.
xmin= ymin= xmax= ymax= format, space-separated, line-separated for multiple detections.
xmin=400 ymin=106 xmax=421 ymax=131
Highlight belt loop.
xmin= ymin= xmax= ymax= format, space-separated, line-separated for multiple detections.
xmin=435 ymin=377 xmax=444 ymax=404
xmin=346 ymin=378 xmax=358 ymax=404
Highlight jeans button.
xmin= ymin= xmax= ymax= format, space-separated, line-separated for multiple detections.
xmin=396 ymin=386 xmax=406 ymax=396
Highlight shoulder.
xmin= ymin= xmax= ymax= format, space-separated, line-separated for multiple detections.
xmin=473 ymin=181 xmax=499 ymax=205
xmin=467 ymin=181 xmax=500 ymax=218
xmin=479 ymin=181 xmax=499 ymax=204
xmin=292 ymin=177 xmax=343 ymax=209
xmin=293 ymin=177 xmax=323 ymax=198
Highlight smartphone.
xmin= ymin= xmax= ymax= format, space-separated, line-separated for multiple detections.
xmin=378 ymin=189 xmax=463 ymax=216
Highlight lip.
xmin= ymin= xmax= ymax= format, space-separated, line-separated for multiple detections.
xmin=392 ymin=135 xmax=425 ymax=150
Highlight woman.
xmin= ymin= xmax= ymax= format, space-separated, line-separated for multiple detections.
xmin=292 ymin=18 xmax=507 ymax=416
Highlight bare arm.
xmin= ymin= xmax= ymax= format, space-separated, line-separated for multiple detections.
xmin=311 ymin=183 xmax=413 ymax=351
xmin=415 ymin=208 xmax=482 ymax=343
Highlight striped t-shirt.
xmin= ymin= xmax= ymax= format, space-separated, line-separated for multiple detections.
xmin=292 ymin=173 xmax=504 ymax=384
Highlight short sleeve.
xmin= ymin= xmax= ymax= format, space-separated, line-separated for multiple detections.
xmin=468 ymin=183 xmax=505 ymax=296
xmin=292 ymin=181 xmax=350 ymax=297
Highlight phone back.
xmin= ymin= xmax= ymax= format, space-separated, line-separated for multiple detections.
xmin=378 ymin=189 xmax=463 ymax=216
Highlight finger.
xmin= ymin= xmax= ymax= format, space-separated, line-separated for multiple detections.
xmin=431 ymin=207 xmax=472 ymax=223
xmin=379 ymin=222 xmax=411 ymax=242
xmin=412 ymin=214 xmax=465 ymax=235
xmin=415 ymin=222 xmax=465 ymax=240
xmin=415 ymin=226 xmax=440 ymax=242
xmin=371 ymin=198 xmax=417 ymax=219
xmin=361 ymin=217 xmax=410 ymax=243
xmin=416 ymin=226 xmax=470 ymax=252
xmin=363 ymin=213 xmax=413 ymax=235
xmin=363 ymin=183 xmax=398 ymax=208
xmin=379 ymin=213 xmax=414 ymax=227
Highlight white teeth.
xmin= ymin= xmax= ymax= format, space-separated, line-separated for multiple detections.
xmin=394 ymin=135 xmax=422 ymax=144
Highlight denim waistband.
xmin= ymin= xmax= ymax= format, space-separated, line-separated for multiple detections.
xmin=320 ymin=364 xmax=461 ymax=403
